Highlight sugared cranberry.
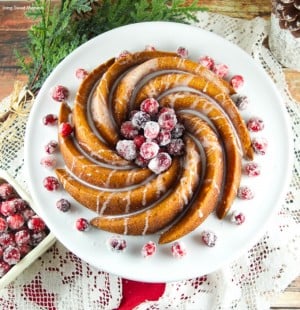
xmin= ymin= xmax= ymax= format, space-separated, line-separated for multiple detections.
xmin=201 ymin=230 xmax=217 ymax=247
xmin=0 ymin=260 xmax=11 ymax=276
xmin=133 ymin=135 xmax=146 ymax=149
xmin=135 ymin=154 xmax=149 ymax=168
xmin=141 ymin=241 xmax=157 ymax=258
xmin=42 ymin=114 xmax=58 ymax=126
xmin=107 ymin=235 xmax=127 ymax=252
xmin=158 ymin=107 xmax=175 ymax=116
xmin=0 ymin=218 xmax=8 ymax=232
xmin=18 ymin=243 xmax=32 ymax=256
xmin=51 ymin=85 xmax=69 ymax=102
xmin=144 ymin=121 xmax=160 ymax=140
xmin=171 ymin=123 xmax=185 ymax=138
xmin=140 ymin=98 xmax=159 ymax=116
xmin=1 ymin=200 xmax=17 ymax=216
xmin=0 ymin=183 xmax=15 ymax=200
xmin=213 ymin=63 xmax=229 ymax=78
xmin=75 ymin=68 xmax=89 ymax=80
xmin=237 ymin=186 xmax=254 ymax=200
xmin=148 ymin=152 xmax=172 ymax=174
xmin=167 ymin=138 xmax=185 ymax=156
xmin=15 ymin=229 xmax=31 ymax=245
xmin=230 ymin=75 xmax=244 ymax=90
xmin=22 ymin=208 xmax=35 ymax=221
xmin=27 ymin=216 xmax=46 ymax=232
xmin=7 ymin=214 xmax=25 ymax=230
xmin=234 ymin=95 xmax=249 ymax=110
xmin=116 ymin=140 xmax=137 ymax=161
xmin=0 ymin=246 xmax=3 ymax=258
xmin=117 ymin=50 xmax=131 ymax=59
xmin=252 ymin=137 xmax=268 ymax=155
xmin=140 ymin=141 xmax=159 ymax=160
xmin=44 ymin=140 xmax=58 ymax=154
xmin=31 ymin=231 xmax=47 ymax=246
xmin=43 ymin=176 xmax=60 ymax=191
xmin=0 ymin=232 xmax=15 ymax=248
xmin=40 ymin=155 xmax=57 ymax=169
xmin=56 ymin=198 xmax=71 ymax=212
xmin=171 ymin=241 xmax=187 ymax=258
xmin=176 ymin=46 xmax=188 ymax=58
xmin=158 ymin=111 xmax=177 ymax=131
xmin=3 ymin=245 xmax=20 ymax=265
xmin=243 ymin=162 xmax=261 ymax=177
xmin=120 ymin=121 xmax=139 ymax=139
xmin=198 ymin=56 xmax=215 ymax=70
xmin=75 ymin=218 xmax=89 ymax=231
xmin=157 ymin=129 xmax=171 ymax=146
xmin=10 ymin=198 xmax=27 ymax=212
xmin=247 ymin=117 xmax=265 ymax=132
xmin=231 ymin=211 xmax=246 ymax=225
xmin=59 ymin=122 xmax=73 ymax=137
xmin=131 ymin=111 xmax=151 ymax=129
xmin=145 ymin=45 xmax=156 ymax=51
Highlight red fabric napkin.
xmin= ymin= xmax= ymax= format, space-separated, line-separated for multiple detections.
xmin=118 ymin=279 xmax=165 ymax=309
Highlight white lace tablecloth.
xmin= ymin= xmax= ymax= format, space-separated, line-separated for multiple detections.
xmin=0 ymin=12 xmax=299 ymax=310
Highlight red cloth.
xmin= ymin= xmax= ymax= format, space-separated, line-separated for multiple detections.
xmin=118 ymin=279 xmax=165 ymax=309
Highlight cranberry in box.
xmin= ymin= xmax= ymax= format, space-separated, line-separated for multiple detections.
xmin=0 ymin=170 xmax=55 ymax=289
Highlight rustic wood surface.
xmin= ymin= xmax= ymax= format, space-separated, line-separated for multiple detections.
xmin=0 ymin=1 xmax=299 ymax=308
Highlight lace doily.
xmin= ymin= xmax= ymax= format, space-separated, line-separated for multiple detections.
xmin=0 ymin=12 xmax=299 ymax=310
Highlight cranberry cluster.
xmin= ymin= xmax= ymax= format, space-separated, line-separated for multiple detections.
xmin=116 ymin=98 xmax=185 ymax=174
xmin=0 ymin=182 xmax=48 ymax=277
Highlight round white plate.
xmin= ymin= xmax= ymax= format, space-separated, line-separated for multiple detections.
xmin=24 ymin=22 xmax=293 ymax=282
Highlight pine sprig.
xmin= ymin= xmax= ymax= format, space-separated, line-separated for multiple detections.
xmin=16 ymin=0 xmax=207 ymax=93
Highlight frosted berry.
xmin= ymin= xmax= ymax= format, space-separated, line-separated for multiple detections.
xmin=120 ymin=121 xmax=139 ymax=139
xmin=140 ymin=141 xmax=159 ymax=160
xmin=107 ymin=235 xmax=127 ymax=252
xmin=148 ymin=152 xmax=172 ymax=174
xmin=0 ymin=217 xmax=8 ymax=232
xmin=0 ymin=260 xmax=11 ymax=276
xmin=18 ymin=243 xmax=32 ymax=256
xmin=158 ymin=111 xmax=177 ymax=131
xmin=51 ymin=85 xmax=69 ymax=102
xmin=75 ymin=68 xmax=89 ymax=79
xmin=135 ymin=154 xmax=149 ymax=168
xmin=59 ymin=122 xmax=73 ymax=137
xmin=230 ymin=75 xmax=244 ymax=90
xmin=133 ymin=135 xmax=146 ymax=149
xmin=1 ymin=200 xmax=17 ymax=216
xmin=171 ymin=241 xmax=187 ymax=258
xmin=75 ymin=218 xmax=89 ymax=231
xmin=43 ymin=176 xmax=60 ymax=191
xmin=252 ymin=137 xmax=268 ymax=155
xmin=116 ymin=140 xmax=137 ymax=161
xmin=157 ymin=129 xmax=171 ymax=146
xmin=7 ymin=214 xmax=25 ymax=230
xmin=10 ymin=198 xmax=27 ymax=212
xmin=213 ymin=63 xmax=229 ymax=78
xmin=171 ymin=123 xmax=185 ymax=138
xmin=231 ymin=211 xmax=246 ymax=225
xmin=27 ymin=216 xmax=46 ymax=232
xmin=22 ymin=208 xmax=35 ymax=221
xmin=3 ymin=245 xmax=20 ymax=265
xmin=131 ymin=111 xmax=151 ymax=129
xmin=0 ymin=183 xmax=15 ymax=200
xmin=0 ymin=232 xmax=15 ymax=248
xmin=158 ymin=107 xmax=175 ymax=116
xmin=15 ymin=229 xmax=31 ymax=245
xmin=0 ymin=246 xmax=3 ymax=258
xmin=234 ymin=95 xmax=249 ymax=110
xmin=56 ymin=198 xmax=71 ymax=212
xmin=144 ymin=121 xmax=160 ymax=139
xmin=40 ymin=155 xmax=57 ymax=169
xmin=45 ymin=140 xmax=58 ymax=154
xmin=117 ymin=50 xmax=131 ymax=59
xmin=243 ymin=162 xmax=261 ymax=177
xmin=199 ymin=56 xmax=215 ymax=70
xmin=201 ymin=230 xmax=217 ymax=247
xmin=247 ymin=117 xmax=265 ymax=132
xmin=167 ymin=139 xmax=185 ymax=156
xmin=176 ymin=46 xmax=188 ymax=58
xmin=140 ymin=98 xmax=159 ymax=116
xmin=145 ymin=45 xmax=156 ymax=51
xmin=31 ymin=231 xmax=47 ymax=246
xmin=42 ymin=114 xmax=58 ymax=126
xmin=141 ymin=241 xmax=157 ymax=258
xmin=237 ymin=186 xmax=254 ymax=200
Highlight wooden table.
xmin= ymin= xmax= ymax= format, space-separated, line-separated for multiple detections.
xmin=0 ymin=1 xmax=299 ymax=308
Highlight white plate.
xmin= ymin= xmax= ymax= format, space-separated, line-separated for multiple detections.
xmin=24 ymin=22 xmax=293 ymax=282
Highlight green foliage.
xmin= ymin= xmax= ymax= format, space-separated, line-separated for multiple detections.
xmin=16 ymin=0 xmax=206 ymax=93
